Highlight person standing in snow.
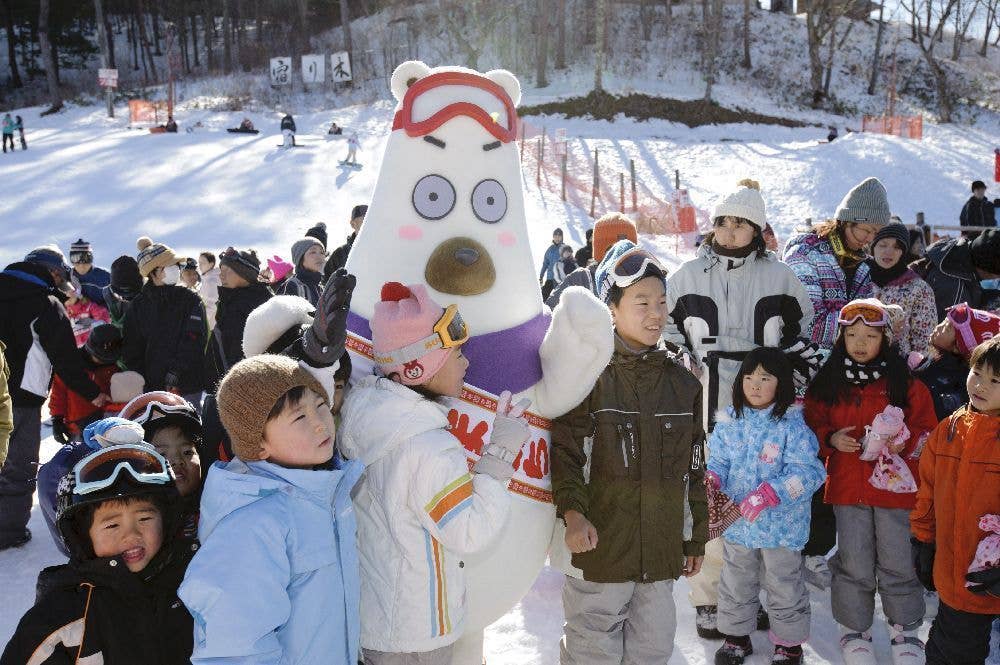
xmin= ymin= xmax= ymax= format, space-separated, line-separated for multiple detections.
xmin=203 ymin=248 xmax=272 ymax=396
xmin=279 ymin=236 xmax=326 ymax=307
xmin=280 ymin=113 xmax=296 ymax=147
xmin=122 ymin=237 xmax=207 ymax=411
xmin=959 ymin=180 xmax=996 ymax=238
xmin=664 ymin=179 xmax=817 ymax=640
xmin=539 ymin=228 xmax=566 ymax=301
xmin=0 ymin=246 xmax=107 ymax=551
xmin=101 ymin=256 xmax=143 ymax=330
xmin=866 ymin=223 xmax=938 ymax=357
xmin=552 ymin=241 xmax=707 ymax=664
xmin=2 ymin=113 xmax=14 ymax=152
xmin=553 ymin=245 xmax=577 ymax=284
xmin=575 ymin=228 xmax=594 ymax=267
xmin=325 ymin=204 xmax=368 ymax=279
xmin=14 ymin=115 xmax=25 ymax=150
xmin=339 ymin=282 xmax=525 ymax=664
xmin=545 ymin=213 xmax=638 ymax=309
xmin=709 ymin=348 xmax=826 ymax=665
xmin=804 ymin=299 xmax=937 ymax=665
xmin=69 ymin=239 xmax=111 ymax=307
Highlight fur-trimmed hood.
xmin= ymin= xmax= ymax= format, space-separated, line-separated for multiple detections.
xmin=242 ymin=295 xmax=314 ymax=357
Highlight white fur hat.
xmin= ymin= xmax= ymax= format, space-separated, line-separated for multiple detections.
xmin=110 ymin=371 xmax=145 ymax=404
xmin=712 ymin=179 xmax=766 ymax=230
xmin=242 ymin=295 xmax=314 ymax=358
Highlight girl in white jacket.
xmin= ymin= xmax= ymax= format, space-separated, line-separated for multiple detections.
xmin=339 ymin=282 xmax=529 ymax=665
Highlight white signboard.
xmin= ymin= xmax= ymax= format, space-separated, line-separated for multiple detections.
xmin=270 ymin=57 xmax=292 ymax=86
xmin=330 ymin=51 xmax=353 ymax=82
xmin=301 ymin=54 xmax=325 ymax=84
xmin=554 ymin=128 xmax=568 ymax=156
xmin=98 ymin=68 xmax=118 ymax=88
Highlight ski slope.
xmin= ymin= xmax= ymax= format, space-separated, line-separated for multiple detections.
xmin=1 ymin=100 xmax=999 ymax=663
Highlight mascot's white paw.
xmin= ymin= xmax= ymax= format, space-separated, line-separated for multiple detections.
xmin=535 ymin=286 xmax=613 ymax=418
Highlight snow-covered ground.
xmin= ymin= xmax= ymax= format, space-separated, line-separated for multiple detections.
xmin=1 ymin=99 xmax=999 ymax=662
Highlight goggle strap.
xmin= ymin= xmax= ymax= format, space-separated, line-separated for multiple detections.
xmin=375 ymin=332 xmax=446 ymax=368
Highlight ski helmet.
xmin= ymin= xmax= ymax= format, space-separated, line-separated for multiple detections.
xmin=56 ymin=444 xmax=177 ymax=560
xmin=118 ymin=391 xmax=202 ymax=442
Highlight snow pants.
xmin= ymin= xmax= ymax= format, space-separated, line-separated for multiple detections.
xmin=2 ymin=133 xmax=14 ymax=152
xmin=560 ymin=576 xmax=675 ymax=665
xmin=717 ymin=540 xmax=809 ymax=645
xmin=925 ymin=599 xmax=997 ymax=665
xmin=688 ymin=535 xmax=725 ymax=606
xmin=362 ymin=645 xmax=454 ymax=665
xmin=830 ymin=504 xmax=924 ymax=632
xmin=0 ymin=406 xmax=41 ymax=546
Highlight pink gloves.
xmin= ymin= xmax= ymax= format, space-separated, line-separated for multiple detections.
xmin=739 ymin=482 xmax=780 ymax=522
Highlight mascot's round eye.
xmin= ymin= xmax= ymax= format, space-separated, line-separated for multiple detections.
xmin=471 ymin=179 xmax=507 ymax=224
xmin=412 ymin=175 xmax=456 ymax=221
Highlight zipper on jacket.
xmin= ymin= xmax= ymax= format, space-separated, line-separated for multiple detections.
xmin=617 ymin=424 xmax=629 ymax=468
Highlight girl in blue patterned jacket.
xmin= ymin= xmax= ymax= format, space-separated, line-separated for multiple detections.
xmin=706 ymin=347 xmax=827 ymax=665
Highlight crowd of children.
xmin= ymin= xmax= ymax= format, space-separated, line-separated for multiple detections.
xmin=1 ymin=174 xmax=999 ymax=665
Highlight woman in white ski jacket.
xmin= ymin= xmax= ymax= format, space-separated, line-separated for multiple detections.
xmin=663 ymin=179 xmax=816 ymax=640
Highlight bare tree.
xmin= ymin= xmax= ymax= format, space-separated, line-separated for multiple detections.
xmin=203 ymin=0 xmax=215 ymax=72
xmin=222 ymin=0 xmax=232 ymax=73
xmin=742 ymin=0 xmax=751 ymax=68
xmin=641 ymin=0 xmax=652 ymax=40
xmin=868 ymin=1 xmax=886 ymax=95
xmin=0 ymin=0 xmax=22 ymax=88
xmin=951 ymin=0 xmax=982 ymax=58
xmin=903 ymin=0 xmax=959 ymax=121
xmin=340 ymin=0 xmax=352 ymax=62
xmin=804 ymin=0 xmax=850 ymax=107
xmin=663 ymin=0 xmax=672 ymax=39
xmin=38 ymin=0 xmax=62 ymax=114
xmin=702 ymin=0 xmax=723 ymax=100
xmin=555 ymin=0 xmax=567 ymax=68
xmin=537 ymin=0 xmax=550 ymax=87
xmin=981 ymin=0 xmax=999 ymax=55
xmin=440 ymin=1 xmax=512 ymax=71
xmin=594 ymin=0 xmax=606 ymax=91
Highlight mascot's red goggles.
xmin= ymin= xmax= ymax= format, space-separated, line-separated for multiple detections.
xmin=392 ymin=71 xmax=518 ymax=144
xmin=838 ymin=302 xmax=889 ymax=327
xmin=374 ymin=304 xmax=469 ymax=367
xmin=73 ymin=445 xmax=172 ymax=496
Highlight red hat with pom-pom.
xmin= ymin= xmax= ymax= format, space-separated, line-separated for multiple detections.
xmin=371 ymin=282 xmax=467 ymax=385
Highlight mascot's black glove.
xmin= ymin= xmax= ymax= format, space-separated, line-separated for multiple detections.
xmin=911 ymin=537 xmax=936 ymax=592
xmin=302 ymin=269 xmax=356 ymax=368
xmin=966 ymin=568 xmax=1000 ymax=598
xmin=51 ymin=416 xmax=71 ymax=445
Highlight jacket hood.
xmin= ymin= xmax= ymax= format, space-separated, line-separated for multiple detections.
xmin=0 ymin=261 xmax=58 ymax=302
xmin=197 ymin=457 xmax=362 ymax=542
xmin=338 ymin=375 xmax=451 ymax=466
xmin=714 ymin=403 xmax=803 ymax=425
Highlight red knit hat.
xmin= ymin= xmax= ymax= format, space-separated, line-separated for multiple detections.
xmin=592 ymin=213 xmax=639 ymax=263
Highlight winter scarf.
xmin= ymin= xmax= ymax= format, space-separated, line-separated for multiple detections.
xmin=843 ymin=356 xmax=887 ymax=386
xmin=828 ymin=227 xmax=866 ymax=270
xmin=866 ymin=257 xmax=909 ymax=288
xmin=711 ymin=240 xmax=756 ymax=259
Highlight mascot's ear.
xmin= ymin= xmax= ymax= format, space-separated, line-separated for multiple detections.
xmin=391 ymin=61 xmax=432 ymax=102
xmin=485 ymin=69 xmax=521 ymax=108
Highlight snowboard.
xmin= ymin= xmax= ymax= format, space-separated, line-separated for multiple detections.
xmin=338 ymin=160 xmax=363 ymax=169
xmin=228 ymin=128 xmax=260 ymax=134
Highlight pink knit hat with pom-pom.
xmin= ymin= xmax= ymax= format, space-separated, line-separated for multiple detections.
xmin=371 ymin=282 xmax=468 ymax=386
xmin=267 ymin=255 xmax=294 ymax=284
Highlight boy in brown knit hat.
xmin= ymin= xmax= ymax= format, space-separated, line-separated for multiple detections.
xmin=179 ymin=274 xmax=363 ymax=664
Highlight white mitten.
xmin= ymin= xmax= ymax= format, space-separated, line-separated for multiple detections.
xmin=475 ymin=391 xmax=531 ymax=483
xmin=536 ymin=286 xmax=613 ymax=418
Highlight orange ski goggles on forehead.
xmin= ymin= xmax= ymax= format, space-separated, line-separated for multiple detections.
xmin=392 ymin=71 xmax=518 ymax=144
xmin=838 ymin=301 xmax=890 ymax=327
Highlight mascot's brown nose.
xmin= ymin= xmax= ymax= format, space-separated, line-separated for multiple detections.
xmin=455 ymin=248 xmax=480 ymax=266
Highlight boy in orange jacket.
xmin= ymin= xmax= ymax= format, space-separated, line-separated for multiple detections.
xmin=49 ymin=324 xmax=121 ymax=443
xmin=911 ymin=335 xmax=1000 ymax=665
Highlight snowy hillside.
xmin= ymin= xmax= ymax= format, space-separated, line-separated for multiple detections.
xmin=1 ymin=94 xmax=999 ymax=662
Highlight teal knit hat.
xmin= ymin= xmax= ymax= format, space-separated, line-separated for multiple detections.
xmin=594 ymin=240 xmax=667 ymax=304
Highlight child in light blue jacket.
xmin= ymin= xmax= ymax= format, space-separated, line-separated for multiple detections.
xmin=706 ymin=347 xmax=826 ymax=665
xmin=179 ymin=354 xmax=363 ymax=664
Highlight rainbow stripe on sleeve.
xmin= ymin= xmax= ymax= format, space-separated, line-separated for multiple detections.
xmin=425 ymin=474 xmax=474 ymax=527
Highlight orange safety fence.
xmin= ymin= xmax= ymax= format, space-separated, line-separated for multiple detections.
xmin=516 ymin=118 xmax=707 ymax=248
xmin=862 ymin=115 xmax=923 ymax=140
xmin=128 ymin=100 xmax=167 ymax=126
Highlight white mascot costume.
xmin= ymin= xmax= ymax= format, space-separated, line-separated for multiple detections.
xmin=344 ymin=61 xmax=613 ymax=662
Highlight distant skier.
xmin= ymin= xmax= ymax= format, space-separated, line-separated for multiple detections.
xmin=281 ymin=113 xmax=296 ymax=148
xmin=344 ymin=132 xmax=360 ymax=165
xmin=328 ymin=121 xmax=343 ymax=135
xmin=827 ymin=126 xmax=838 ymax=142
xmin=14 ymin=115 xmax=25 ymax=150
xmin=2 ymin=113 xmax=15 ymax=152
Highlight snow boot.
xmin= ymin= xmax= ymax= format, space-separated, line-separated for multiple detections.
xmin=697 ymin=605 xmax=725 ymax=639
xmin=772 ymin=644 xmax=803 ymax=664
xmin=715 ymin=635 xmax=753 ymax=665
xmin=889 ymin=625 xmax=926 ymax=665
xmin=0 ymin=528 xmax=31 ymax=551
xmin=803 ymin=555 xmax=832 ymax=590
xmin=840 ymin=629 xmax=877 ymax=665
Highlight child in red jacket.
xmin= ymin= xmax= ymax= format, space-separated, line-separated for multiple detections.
xmin=49 ymin=324 xmax=122 ymax=443
xmin=804 ymin=299 xmax=938 ymax=664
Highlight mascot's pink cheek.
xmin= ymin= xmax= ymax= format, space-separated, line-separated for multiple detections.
xmin=497 ymin=231 xmax=517 ymax=247
xmin=398 ymin=225 xmax=423 ymax=241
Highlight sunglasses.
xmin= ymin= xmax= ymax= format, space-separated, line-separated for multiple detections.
xmin=374 ymin=304 xmax=469 ymax=367
xmin=837 ymin=302 xmax=889 ymax=327
xmin=73 ymin=444 xmax=171 ymax=496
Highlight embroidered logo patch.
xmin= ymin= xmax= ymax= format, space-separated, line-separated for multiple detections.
xmin=784 ymin=476 xmax=805 ymax=500
xmin=403 ymin=360 xmax=424 ymax=380
xmin=759 ymin=442 xmax=780 ymax=464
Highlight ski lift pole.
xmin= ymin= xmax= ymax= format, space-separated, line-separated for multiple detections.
xmin=630 ymin=159 xmax=637 ymax=211
xmin=590 ymin=149 xmax=599 ymax=218
xmin=561 ymin=153 xmax=568 ymax=202
xmin=620 ymin=172 xmax=625 ymax=213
